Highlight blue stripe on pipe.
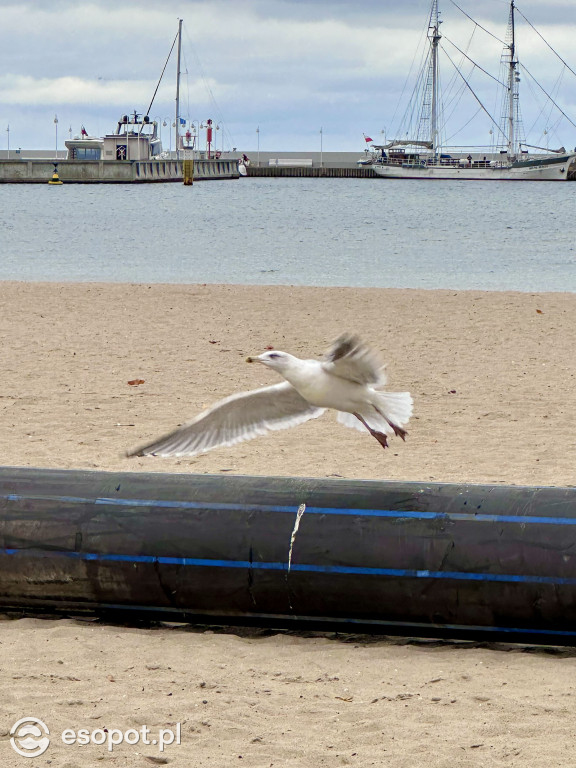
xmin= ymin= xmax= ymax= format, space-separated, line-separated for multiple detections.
xmin=2 ymin=492 xmax=576 ymax=526
xmin=2 ymin=547 xmax=576 ymax=585
xmin=331 ymin=616 xmax=576 ymax=638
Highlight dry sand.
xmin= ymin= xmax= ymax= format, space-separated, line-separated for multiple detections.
xmin=1 ymin=282 xmax=575 ymax=766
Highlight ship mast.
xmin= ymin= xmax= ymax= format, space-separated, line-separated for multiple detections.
xmin=506 ymin=1 xmax=518 ymax=158
xmin=429 ymin=1 xmax=441 ymax=158
xmin=175 ymin=18 xmax=183 ymax=161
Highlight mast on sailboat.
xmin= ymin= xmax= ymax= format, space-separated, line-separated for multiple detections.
xmin=175 ymin=18 xmax=183 ymax=161
xmin=429 ymin=1 xmax=441 ymax=159
xmin=506 ymin=1 xmax=518 ymax=158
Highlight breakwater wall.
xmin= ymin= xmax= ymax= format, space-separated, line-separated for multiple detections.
xmin=247 ymin=165 xmax=376 ymax=178
xmin=0 ymin=158 xmax=239 ymax=183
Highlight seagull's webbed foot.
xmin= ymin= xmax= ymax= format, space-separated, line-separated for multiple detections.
xmin=354 ymin=412 xmax=389 ymax=450
xmin=390 ymin=423 xmax=407 ymax=441
xmin=373 ymin=406 xmax=408 ymax=441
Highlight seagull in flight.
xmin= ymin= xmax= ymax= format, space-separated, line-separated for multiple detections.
xmin=127 ymin=334 xmax=413 ymax=458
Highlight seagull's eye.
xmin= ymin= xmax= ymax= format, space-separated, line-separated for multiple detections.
xmin=268 ymin=353 xmax=281 ymax=360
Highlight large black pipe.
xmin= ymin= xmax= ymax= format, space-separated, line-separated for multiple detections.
xmin=1 ymin=466 xmax=576 ymax=643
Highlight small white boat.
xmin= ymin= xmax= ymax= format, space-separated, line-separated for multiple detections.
xmin=371 ymin=1 xmax=576 ymax=182
xmin=356 ymin=150 xmax=374 ymax=166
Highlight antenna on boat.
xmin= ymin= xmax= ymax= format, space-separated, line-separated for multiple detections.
xmin=175 ymin=18 xmax=183 ymax=161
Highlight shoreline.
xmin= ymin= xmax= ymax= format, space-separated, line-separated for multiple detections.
xmin=2 ymin=278 xmax=576 ymax=295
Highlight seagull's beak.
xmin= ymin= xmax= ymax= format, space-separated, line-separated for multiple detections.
xmin=247 ymin=354 xmax=270 ymax=365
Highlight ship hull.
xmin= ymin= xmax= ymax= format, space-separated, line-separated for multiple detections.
xmin=372 ymin=155 xmax=576 ymax=181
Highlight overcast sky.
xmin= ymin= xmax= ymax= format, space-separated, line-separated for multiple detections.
xmin=1 ymin=0 xmax=575 ymax=153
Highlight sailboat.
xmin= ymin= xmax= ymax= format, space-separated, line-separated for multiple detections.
xmin=371 ymin=0 xmax=576 ymax=181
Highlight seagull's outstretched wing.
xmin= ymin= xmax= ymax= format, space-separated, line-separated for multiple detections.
xmin=127 ymin=382 xmax=325 ymax=458
xmin=322 ymin=333 xmax=386 ymax=386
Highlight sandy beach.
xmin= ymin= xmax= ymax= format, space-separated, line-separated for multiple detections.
xmin=2 ymin=282 xmax=575 ymax=484
xmin=1 ymin=281 xmax=576 ymax=766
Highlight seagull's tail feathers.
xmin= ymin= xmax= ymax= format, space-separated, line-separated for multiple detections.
xmin=337 ymin=390 xmax=413 ymax=437
xmin=337 ymin=411 xmax=368 ymax=433
xmin=373 ymin=390 xmax=413 ymax=429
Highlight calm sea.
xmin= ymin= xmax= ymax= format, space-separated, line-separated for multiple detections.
xmin=1 ymin=178 xmax=574 ymax=291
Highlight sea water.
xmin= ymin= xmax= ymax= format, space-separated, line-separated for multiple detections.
xmin=1 ymin=177 xmax=574 ymax=291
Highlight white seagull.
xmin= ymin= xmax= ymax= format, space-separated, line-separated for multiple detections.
xmin=127 ymin=334 xmax=413 ymax=458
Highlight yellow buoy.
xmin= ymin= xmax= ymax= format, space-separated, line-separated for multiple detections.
xmin=48 ymin=163 xmax=63 ymax=185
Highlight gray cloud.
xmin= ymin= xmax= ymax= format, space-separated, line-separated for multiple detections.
xmin=0 ymin=0 xmax=574 ymax=152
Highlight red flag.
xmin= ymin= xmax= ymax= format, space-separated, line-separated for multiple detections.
xmin=81 ymin=126 xmax=88 ymax=137
xmin=364 ymin=134 xmax=373 ymax=143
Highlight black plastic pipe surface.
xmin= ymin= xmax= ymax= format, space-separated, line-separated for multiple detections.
xmin=1 ymin=466 xmax=576 ymax=644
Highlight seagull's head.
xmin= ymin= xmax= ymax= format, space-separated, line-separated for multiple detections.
xmin=246 ymin=350 xmax=295 ymax=371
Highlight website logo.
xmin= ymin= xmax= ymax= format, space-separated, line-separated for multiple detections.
xmin=10 ymin=717 xmax=50 ymax=758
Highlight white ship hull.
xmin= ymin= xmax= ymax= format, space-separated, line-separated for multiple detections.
xmin=372 ymin=155 xmax=576 ymax=181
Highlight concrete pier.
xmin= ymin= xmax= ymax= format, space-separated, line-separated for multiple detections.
xmin=247 ymin=166 xmax=375 ymax=178
xmin=0 ymin=157 xmax=239 ymax=183
xmin=242 ymin=151 xmax=375 ymax=178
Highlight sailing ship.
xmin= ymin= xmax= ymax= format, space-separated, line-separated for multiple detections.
xmin=371 ymin=0 xmax=576 ymax=181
